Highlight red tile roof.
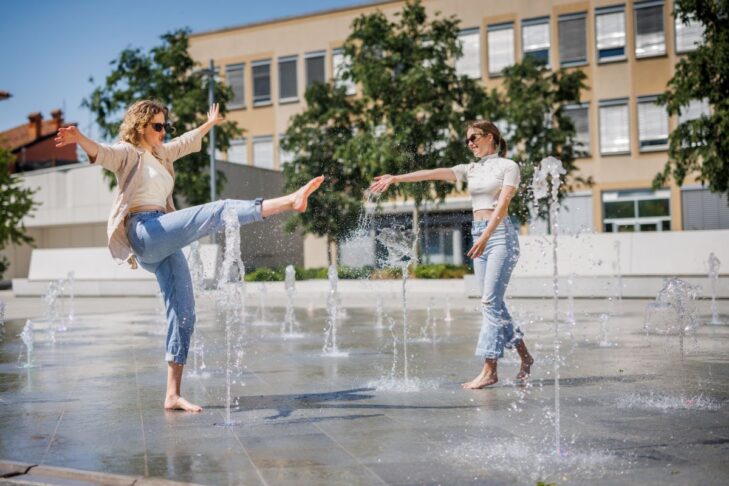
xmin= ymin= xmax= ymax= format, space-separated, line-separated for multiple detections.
xmin=0 ymin=112 xmax=73 ymax=152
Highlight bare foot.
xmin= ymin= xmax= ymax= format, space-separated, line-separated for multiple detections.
xmin=516 ymin=356 xmax=534 ymax=382
xmin=164 ymin=395 xmax=203 ymax=412
xmin=461 ymin=369 xmax=486 ymax=388
xmin=292 ymin=176 xmax=325 ymax=213
xmin=462 ymin=374 xmax=498 ymax=389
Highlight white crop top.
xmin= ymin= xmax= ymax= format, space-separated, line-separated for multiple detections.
xmin=129 ymin=151 xmax=174 ymax=209
xmin=450 ymin=153 xmax=521 ymax=212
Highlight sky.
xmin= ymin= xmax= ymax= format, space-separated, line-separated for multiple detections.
xmin=0 ymin=0 xmax=375 ymax=133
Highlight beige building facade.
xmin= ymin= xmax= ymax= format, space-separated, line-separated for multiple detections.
xmin=188 ymin=0 xmax=724 ymax=265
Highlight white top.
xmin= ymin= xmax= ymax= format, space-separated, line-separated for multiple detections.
xmin=129 ymin=151 xmax=174 ymax=209
xmin=450 ymin=153 xmax=521 ymax=212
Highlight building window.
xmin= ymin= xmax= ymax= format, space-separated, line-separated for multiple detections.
xmin=596 ymin=6 xmax=626 ymax=62
xmin=279 ymin=134 xmax=295 ymax=167
xmin=225 ymin=63 xmax=245 ymax=109
xmin=564 ymin=104 xmax=590 ymax=155
xmin=252 ymin=60 xmax=271 ymax=106
xmin=227 ymin=139 xmax=247 ymax=165
xmin=681 ymin=186 xmax=729 ymax=230
xmin=675 ymin=14 xmax=703 ymax=53
xmin=602 ymin=189 xmax=671 ymax=232
xmin=637 ymin=95 xmax=669 ymax=150
xmin=487 ymin=22 xmax=515 ymax=76
xmin=253 ymin=136 xmax=274 ymax=169
xmin=558 ymin=12 xmax=587 ymax=66
xmin=635 ymin=1 xmax=666 ymax=58
xmin=599 ymin=99 xmax=630 ymax=154
xmin=278 ymin=55 xmax=298 ymax=103
xmin=455 ymin=28 xmax=482 ymax=79
xmin=678 ymin=98 xmax=711 ymax=124
xmin=305 ymin=51 xmax=326 ymax=87
xmin=522 ymin=17 xmax=550 ymax=66
xmin=332 ymin=48 xmax=356 ymax=95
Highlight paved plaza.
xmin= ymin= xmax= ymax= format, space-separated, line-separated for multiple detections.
xmin=1 ymin=289 xmax=728 ymax=485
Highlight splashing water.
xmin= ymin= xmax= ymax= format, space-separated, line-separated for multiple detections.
xmin=281 ymin=265 xmax=303 ymax=338
xmin=373 ymin=293 xmax=385 ymax=329
xmin=188 ymin=240 xmax=205 ymax=292
xmin=444 ymin=296 xmax=454 ymax=323
xmin=0 ymin=300 xmax=5 ymax=342
xmin=532 ymin=156 xmax=566 ymax=455
xmin=19 ymin=319 xmax=34 ymax=368
xmin=43 ymin=281 xmax=61 ymax=342
xmin=598 ymin=313 xmax=616 ymax=347
xmin=64 ymin=271 xmax=76 ymax=328
xmin=617 ymin=391 xmax=722 ymax=411
xmin=215 ymin=206 xmax=247 ymax=427
xmin=322 ymin=265 xmax=348 ymax=357
xmin=376 ymin=226 xmax=418 ymax=388
xmin=707 ymin=253 xmax=724 ymax=325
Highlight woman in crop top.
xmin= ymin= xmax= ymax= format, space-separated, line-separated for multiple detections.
xmin=55 ymin=100 xmax=324 ymax=412
xmin=370 ymin=120 xmax=533 ymax=389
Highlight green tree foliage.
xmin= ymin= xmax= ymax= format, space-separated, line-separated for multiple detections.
xmin=83 ymin=29 xmax=240 ymax=206
xmin=0 ymin=148 xmax=39 ymax=279
xmin=281 ymin=83 xmax=368 ymax=262
xmin=656 ymin=0 xmax=729 ymax=196
xmin=489 ymin=56 xmax=591 ymax=222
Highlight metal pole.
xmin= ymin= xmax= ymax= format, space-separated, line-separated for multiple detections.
xmin=208 ymin=59 xmax=217 ymax=203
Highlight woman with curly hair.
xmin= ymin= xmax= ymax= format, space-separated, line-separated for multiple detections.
xmin=56 ymin=100 xmax=323 ymax=411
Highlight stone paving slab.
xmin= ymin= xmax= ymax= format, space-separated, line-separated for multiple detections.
xmin=1 ymin=292 xmax=729 ymax=485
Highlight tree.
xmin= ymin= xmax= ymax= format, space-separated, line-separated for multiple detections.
xmin=0 ymin=148 xmax=39 ymax=279
xmin=489 ymin=56 xmax=591 ymax=224
xmin=83 ymin=29 xmax=240 ymax=206
xmin=281 ymin=82 xmax=369 ymax=264
xmin=345 ymin=1 xmax=495 ymax=256
xmin=655 ymin=0 xmax=729 ymax=196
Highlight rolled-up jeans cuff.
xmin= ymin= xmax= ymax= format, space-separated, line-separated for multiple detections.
xmin=254 ymin=197 xmax=265 ymax=220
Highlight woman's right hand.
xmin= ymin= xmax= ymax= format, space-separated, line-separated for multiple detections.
xmin=370 ymin=174 xmax=398 ymax=194
xmin=54 ymin=126 xmax=80 ymax=147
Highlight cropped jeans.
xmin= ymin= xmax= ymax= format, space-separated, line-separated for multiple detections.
xmin=125 ymin=199 xmax=263 ymax=364
xmin=471 ymin=218 xmax=523 ymax=360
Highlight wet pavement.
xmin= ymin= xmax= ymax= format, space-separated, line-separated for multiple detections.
xmin=1 ymin=292 xmax=728 ymax=485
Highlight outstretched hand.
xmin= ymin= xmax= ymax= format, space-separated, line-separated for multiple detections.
xmin=207 ymin=103 xmax=224 ymax=125
xmin=54 ymin=126 xmax=80 ymax=147
xmin=369 ymin=174 xmax=397 ymax=194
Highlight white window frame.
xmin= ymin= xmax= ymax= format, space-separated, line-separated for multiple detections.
xmin=634 ymin=1 xmax=666 ymax=58
xmin=637 ymin=95 xmax=669 ymax=151
xmin=487 ymin=22 xmax=515 ymax=76
xmin=305 ymin=50 xmax=326 ymax=87
xmin=674 ymin=13 xmax=704 ymax=53
xmin=252 ymin=59 xmax=272 ymax=107
xmin=564 ymin=103 xmax=591 ymax=155
xmin=278 ymin=55 xmax=298 ymax=104
xmin=227 ymin=138 xmax=248 ymax=165
xmin=522 ymin=17 xmax=551 ymax=67
xmin=455 ymin=28 xmax=482 ymax=79
xmin=598 ymin=98 xmax=631 ymax=155
xmin=602 ymin=189 xmax=672 ymax=232
xmin=252 ymin=135 xmax=274 ymax=170
xmin=558 ymin=12 xmax=588 ymax=67
xmin=596 ymin=5 xmax=627 ymax=63
xmin=225 ymin=63 xmax=245 ymax=109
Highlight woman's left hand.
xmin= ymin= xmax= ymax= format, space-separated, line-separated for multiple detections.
xmin=467 ymin=235 xmax=489 ymax=259
xmin=207 ymin=103 xmax=224 ymax=125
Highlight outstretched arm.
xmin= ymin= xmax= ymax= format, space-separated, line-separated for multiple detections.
xmin=369 ymin=168 xmax=456 ymax=193
xmin=55 ymin=126 xmax=127 ymax=172
xmin=164 ymin=103 xmax=224 ymax=162
xmin=55 ymin=126 xmax=98 ymax=161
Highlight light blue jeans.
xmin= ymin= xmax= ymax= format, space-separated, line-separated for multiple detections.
xmin=472 ymin=218 xmax=523 ymax=360
xmin=125 ymin=199 xmax=263 ymax=364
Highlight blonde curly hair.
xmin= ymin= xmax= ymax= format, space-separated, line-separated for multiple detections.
xmin=118 ymin=100 xmax=169 ymax=146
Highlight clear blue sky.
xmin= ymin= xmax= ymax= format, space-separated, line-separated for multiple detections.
xmin=0 ymin=0 xmax=375 ymax=133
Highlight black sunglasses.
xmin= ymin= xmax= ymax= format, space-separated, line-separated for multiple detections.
xmin=465 ymin=133 xmax=483 ymax=146
xmin=150 ymin=122 xmax=175 ymax=134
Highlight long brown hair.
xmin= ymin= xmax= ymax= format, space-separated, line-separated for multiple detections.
xmin=118 ymin=100 xmax=169 ymax=146
xmin=466 ymin=120 xmax=507 ymax=157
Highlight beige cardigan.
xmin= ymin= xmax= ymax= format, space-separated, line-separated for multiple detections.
xmin=90 ymin=128 xmax=204 ymax=269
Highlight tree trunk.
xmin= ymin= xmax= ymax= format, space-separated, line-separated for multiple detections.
xmin=327 ymin=235 xmax=334 ymax=266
